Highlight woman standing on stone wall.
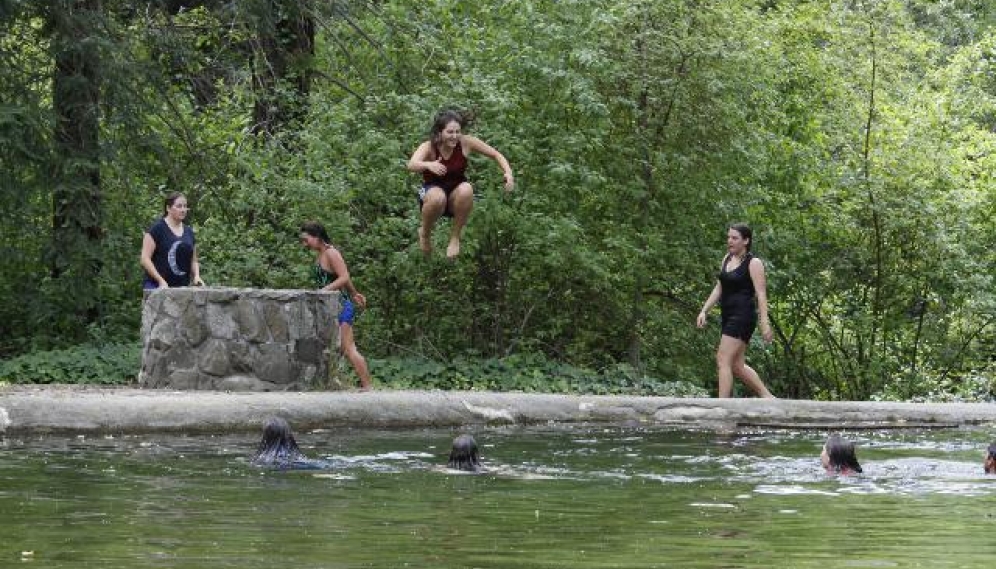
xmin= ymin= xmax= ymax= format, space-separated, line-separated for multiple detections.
xmin=140 ymin=192 xmax=205 ymax=289
xmin=300 ymin=221 xmax=372 ymax=391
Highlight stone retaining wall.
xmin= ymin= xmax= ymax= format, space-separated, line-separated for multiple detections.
xmin=139 ymin=287 xmax=339 ymax=391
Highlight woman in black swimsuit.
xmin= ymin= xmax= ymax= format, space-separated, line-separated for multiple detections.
xmin=696 ymin=223 xmax=775 ymax=398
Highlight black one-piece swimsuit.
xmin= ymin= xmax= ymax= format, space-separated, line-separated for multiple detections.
xmin=719 ymin=253 xmax=756 ymax=342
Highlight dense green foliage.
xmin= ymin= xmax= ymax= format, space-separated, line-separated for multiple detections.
xmin=369 ymin=355 xmax=708 ymax=396
xmin=0 ymin=342 xmax=140 ymax=385
xmin=1 ymin=0 xmax=993 ymax=399
xmin=0 ymin=343 xmax=707 ymax=396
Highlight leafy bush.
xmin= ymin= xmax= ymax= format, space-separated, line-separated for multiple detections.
xmin=0 ymin=342 xmax=140 ymax=385
xmin=371 ymin=353 xmax=708 ymax=397
xmin=871 ymin=365 xmax=996 ymax=403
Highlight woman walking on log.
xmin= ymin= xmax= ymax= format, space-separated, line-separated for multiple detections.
xmin=696 ymin=223 xmax=775 ymax=398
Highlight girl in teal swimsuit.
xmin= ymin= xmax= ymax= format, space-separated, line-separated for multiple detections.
xmin=300 ymin=221 xmax=372 ymax=391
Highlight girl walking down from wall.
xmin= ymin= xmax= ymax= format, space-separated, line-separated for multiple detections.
xmin=300 ymin=221 xmax=372 ymax=391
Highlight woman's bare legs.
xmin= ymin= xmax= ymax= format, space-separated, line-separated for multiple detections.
xmin=715 ymin=334 xmax=774 ymax=398
xmin=340 ymin=322 xmax=371 ymax=390
xmin=446 ymin=182 xmax=474 ymax=258
xmin=715 ymin=335 xmax=741 ymax=398
xmin=733 ymin=350 xmax=774 ymax=398
xmin=419 ymin=186 xmax=447 ymax=256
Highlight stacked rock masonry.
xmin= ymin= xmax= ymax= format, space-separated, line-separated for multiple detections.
xmin=139 ymin=287 xmax=340 ymax=391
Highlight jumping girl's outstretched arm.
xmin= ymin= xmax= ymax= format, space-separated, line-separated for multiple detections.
xmin=462 ymin=135 xmax=514 ymax=191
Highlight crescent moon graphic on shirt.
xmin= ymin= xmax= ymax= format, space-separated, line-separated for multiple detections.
xmin=167 ymin=241 xmax=187 ymax=277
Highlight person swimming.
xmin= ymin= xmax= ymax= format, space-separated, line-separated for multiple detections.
xmin=821 ymin=434 xmax=863 ymax=475
xmin=985 ymin=442 xmax=996 ymax=474
xmin=251 ymin=417 xmax=324 ymax=470
xmin=447 ymin=434 xmax=482 ymax=472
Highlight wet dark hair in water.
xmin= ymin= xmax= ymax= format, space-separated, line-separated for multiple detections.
xmin=729 ymin=222 xmax=753 ymax=252
xmin=430 ymin=109 xmax=474 ymax=144
xmin=448 ymin=434 xmax=481 ymax=472
xmin=300 ymin=221 xmax=331 ymax=244
xmin=985 ymin=442 xmax=996 ymax=474
xmin=163 ymin=192 xmax=185 ymax=215
xmin=825 ymin=434 xmax=862 ymax=474
xmin=252 ymin=417 xmax=304 ymax=467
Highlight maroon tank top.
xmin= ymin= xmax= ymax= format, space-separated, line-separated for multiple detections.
xmin=422 ymin=141 xmax=468 ymax=190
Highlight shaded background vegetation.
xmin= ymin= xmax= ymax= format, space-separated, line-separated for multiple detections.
xmin=1 ymin=0 xmax=994 ymax=399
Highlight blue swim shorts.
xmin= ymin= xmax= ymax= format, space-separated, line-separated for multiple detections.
xmin=338 ymin=298 xmax=355 ymax=325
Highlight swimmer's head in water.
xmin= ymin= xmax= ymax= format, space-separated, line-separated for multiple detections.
xmin=985 ymin=443 xmax=996 ymax=474
xmin=252 ymin=417 xmax=304 ymax=467
xmin=448 ymin=434 xmax=481 ymax=472
xmin=821 ymin=434 xmax=862 ymax=474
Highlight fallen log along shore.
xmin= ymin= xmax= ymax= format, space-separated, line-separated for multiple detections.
xmin=1 ymin=386 xmax=994 ymax=435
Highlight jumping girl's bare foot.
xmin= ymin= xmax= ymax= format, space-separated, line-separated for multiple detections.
xmin=446 ymin=238 xmax=461 ymax=259
xmin=418 ymin=226 xmax=431 ymax=256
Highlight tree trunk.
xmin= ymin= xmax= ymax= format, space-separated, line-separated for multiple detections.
xmin=624 ymin=32 xmax=685 ymax=373
xmin=50 ymin=0 xmax=103 ymax=327
xmin=251 ymin=0 xmax=315 ymax=137
xmin=860 ymin=22 xmax=883 ymax=397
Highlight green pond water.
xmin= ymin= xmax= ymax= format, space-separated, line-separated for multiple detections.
xmin=3 ymin=425 xmax=996 ymax=568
